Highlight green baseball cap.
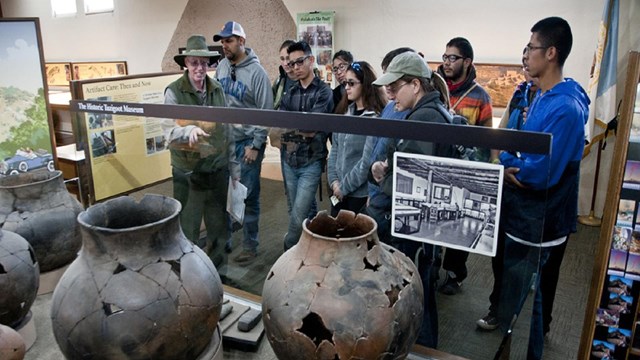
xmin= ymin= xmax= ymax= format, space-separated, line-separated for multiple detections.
xmin=373 ymin=52 xmax=432 ymax=86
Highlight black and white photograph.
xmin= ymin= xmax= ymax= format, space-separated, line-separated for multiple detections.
xmin=145 ymin=135 xmax=167 ymax=155
xmin=391 ymin=152 xmax=503 ymax=257
xmin=91 ymin=130 xmax=116 ymax=158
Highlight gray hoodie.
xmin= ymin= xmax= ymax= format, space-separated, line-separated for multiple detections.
xmin=216 ymin=48 xmax=273 ymax=149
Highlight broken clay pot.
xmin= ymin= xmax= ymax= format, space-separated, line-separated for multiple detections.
xmin=0 ymin=229 xmax=39 ymax=328
xmin=50 ymin=194 xmax=223 ymax=360
xmin=0 ymin=170 xmax=83 ymax=272
xmin=262 ymin=210 xmax=424 ymax=359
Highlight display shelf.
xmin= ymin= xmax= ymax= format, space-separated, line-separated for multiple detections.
xmin=579 ymin=51 xmax=640 ymax=359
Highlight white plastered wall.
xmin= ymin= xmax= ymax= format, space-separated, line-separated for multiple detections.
xmin=0 ymin=0 xmax=188 ymax=74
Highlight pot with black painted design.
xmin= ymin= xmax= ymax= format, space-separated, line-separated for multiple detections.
xmin=50 ymin=194 xmax=223 ymax=359
xmin=262 ymin=210 xmax=424 ymax=359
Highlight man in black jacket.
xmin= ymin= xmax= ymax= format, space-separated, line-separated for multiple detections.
xmin=278 ymin=41 xmax=333 ymax=251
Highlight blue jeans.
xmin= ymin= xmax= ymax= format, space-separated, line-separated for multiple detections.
xmin=281 ymin=159 xmax=318 ymax=220
xmin=232 ymin=139 xmax=264 ymax=254
xmin=282 ymin=159 xmax=322 ymax=250
xmin=498 ymin=235 xmax=552 ymax=360
xmin=391 ymin=239 xmax=439 ymax=349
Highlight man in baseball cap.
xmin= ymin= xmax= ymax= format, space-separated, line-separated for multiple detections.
xmin=213 ymin=21 xmax=273 ymax=263
xmin=213 ymin=21 xmax=246 ymax=42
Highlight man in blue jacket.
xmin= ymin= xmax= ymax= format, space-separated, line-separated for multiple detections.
xmin=491 ymin=17 xmax=590 ymax=360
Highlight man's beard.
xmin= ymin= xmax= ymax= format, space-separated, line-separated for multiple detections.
xmin=446 ymin=65 xmax=464 ymax=83
xmin=225 ymin=50 xmax=237 ymax=62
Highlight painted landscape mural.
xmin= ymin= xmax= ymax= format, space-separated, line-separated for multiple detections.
xmin=0 ymin=20 xmax=54 ymax=176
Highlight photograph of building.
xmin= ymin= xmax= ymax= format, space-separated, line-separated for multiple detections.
xmin=392 ymin=152 xmax=502 ymax=257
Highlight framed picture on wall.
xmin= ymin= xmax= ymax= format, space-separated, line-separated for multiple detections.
xmin=70 ymin=61 xmax=128 ymax=80
xmin=428 ymin=61 xmax=525 ymax=108
xmin=296 ymin=11 xmax=335 ymax=84
xmin=0 ymin=18 xmax=56 ymax=176
xmin=45 ymin=62 xmax=72 ymax=87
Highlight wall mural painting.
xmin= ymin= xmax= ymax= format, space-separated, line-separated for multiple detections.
xmin=0 ymin=19 xmax=55 ymax=177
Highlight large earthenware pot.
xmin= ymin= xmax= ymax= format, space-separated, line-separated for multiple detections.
xmin=50 ymin=194 xmax=223 ymax=360
xmin=0 ymin=230 xmax=39 ymax=327
xmin=262 ymin=211 xmax=424 ymax=359
xmin=0 ymin=323 xmax=26 ymax=360
xmin=0 ymin=170 xmax=82 ymax=272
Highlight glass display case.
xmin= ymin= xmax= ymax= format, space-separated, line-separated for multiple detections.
xmin=66 ymin=69 xmax=555 ymax=358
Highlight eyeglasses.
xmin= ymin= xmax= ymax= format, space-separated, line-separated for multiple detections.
xmin=442 ymin=54 xmax=464 ymax=63
xmin=385 ymin=81 xmax=410 ymax=94
xmin=332 ymin=62 xmax=349 ymax=73
xmin=523 ymin=44 xmax=549 ymax=54
xmin=185 ymin=59 xmax=210 ymax=68
xmin=288 ymin=55 xmax=310 ymax=68
xmin=231 ymin=65 xmax=236 ymax=81
xmin=341 ymin=79 xmax=361 ymax=88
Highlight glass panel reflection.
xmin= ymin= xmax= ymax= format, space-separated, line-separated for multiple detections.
xmin=70 ymin=96 xmax=552 ymax=359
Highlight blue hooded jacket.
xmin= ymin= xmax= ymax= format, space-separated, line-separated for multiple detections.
xmin=499 ymin=78 xmax=590 ymax=243
xmin=500 ymin=78 xmax=589 ymax=190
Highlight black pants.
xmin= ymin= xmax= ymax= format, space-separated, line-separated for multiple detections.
xmin=365 ymin=205 xmax=391 ymax=245
xmin=540 ymin=239 xmax=568 ymax=333
xmin=442 ymin=248 xmax=469 ymax=282
xmin=487 ymin=231 xmax=569 ymax=333
xmin=330 ymin=196 xmax=367 ymax=217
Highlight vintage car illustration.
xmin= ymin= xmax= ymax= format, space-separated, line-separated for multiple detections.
xmin=0 ymin=148 xmax=55 ymax=176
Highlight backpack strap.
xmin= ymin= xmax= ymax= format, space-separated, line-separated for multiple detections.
xmin=424 ymin=102 xmax=454 ymax=124
xmin=451 ymin=83 xmax=478 ymax=112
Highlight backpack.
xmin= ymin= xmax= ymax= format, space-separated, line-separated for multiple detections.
xmin=426 ymin=102 xmax=478 ymax=161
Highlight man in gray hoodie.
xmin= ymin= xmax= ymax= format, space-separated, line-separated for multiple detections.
xmin=214 ymin=21 xmax=274 ymax=263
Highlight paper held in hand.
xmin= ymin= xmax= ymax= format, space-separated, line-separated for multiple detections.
xmin=226 ymin=177 xmax=247 ymax=224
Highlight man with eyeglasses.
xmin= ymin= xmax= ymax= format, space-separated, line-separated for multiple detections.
xmin=436 ymin=37 xmax=494 ymax=296
xmin=213 ymin=21 xmax=274 ymax=263
xmin=278 ymin=40 xmax=334 ymax=251
xmin=164 ymin=35 xmax=239 ymax=257
xmin=493 ymin=17 xmax=588 ymax=359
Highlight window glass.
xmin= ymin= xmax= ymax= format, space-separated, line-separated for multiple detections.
xmin=84 ymin=0 xmax=114 ymax=14
xmin=51 ymin=0 xmax=77 ymax=17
